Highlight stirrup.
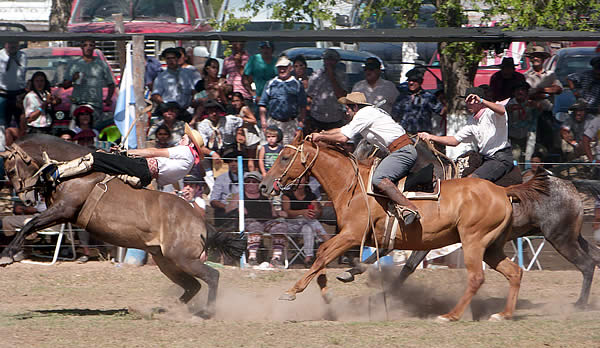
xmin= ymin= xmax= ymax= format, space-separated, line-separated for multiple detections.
xmin=389 ymin=202 xmax=421 ymax=225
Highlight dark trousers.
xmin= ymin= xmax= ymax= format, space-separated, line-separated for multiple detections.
xmin=91 ymin=152 xmax=152 ymax=187
xmin=472 ymin=147 xmax=515 ymax=182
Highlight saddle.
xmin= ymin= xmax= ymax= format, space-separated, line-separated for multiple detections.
xmin=367 ymin=161 xmax=441 ymax=201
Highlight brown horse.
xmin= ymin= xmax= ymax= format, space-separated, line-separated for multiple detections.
xmin=0 ymin=134 xmax=245 ymax=318
xmin=261 ymin=138 xmax=547 ymax=321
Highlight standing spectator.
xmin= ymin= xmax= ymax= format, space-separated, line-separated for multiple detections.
xmin=282 ymin=175 xmax=330 ymax=266
xmin=223 ymin=42 xmax=252 ymax=101
xmin=147 ymin=102 xmax=186 ymax=144
xmin=209 ymin=147 xmax=241 ymax=227
xmin=0 ymin=41 xmax=27 ymax=149
xmin=391 ymin=68 xmax=444 ymax=134
xmin=153 ymin=125 xmax=174 ymax=148
xmin=243 ymin=41 xmax=277 ymax=106
xmin=258 ymin=125 xmax=284 ymax=177
xmin=292 ymin=55 xmax=311 ymax=90
xmin=259 ymin=56 xmax=307 ymax=144
xmin=567 ymin=56 xmax=600 ymax=115
xmin=306 ymin=49 xmax=348 ymax=131
xmin=489 ymin=57 xmax=526 ymax=102
xmin=352 ymin=57 xmax=398 ymax=114
xmin=524 ymin=46 xmax=563 ymax=154
xmin=199 ymin=58 xmax=229 ymax=105
xmin=231 ymin=91 xmax=260 ymax=168
xmin=561 ymin=101 xmax=590 ymax=161
xmin=144 ymin=54 xmax=162 ymax=91
xmin=506 ymin=81 xmax=539 ymax=164
xmin=151 ymin=47 xmax=202 ymax=114
xmin=62 ymin=40 xmax=115 ymax=121
xmin=241 ymin=171 xmax=288 ymax=268
xmin=176 ymin=47 xmax=198 ymax=72
xmin=23 ymin=72 xmax=60 ymax=135
xmin=181 ymin=173 xmax=207 ymax=218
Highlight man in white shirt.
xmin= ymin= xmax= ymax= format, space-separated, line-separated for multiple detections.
xmin=352 ymin=57 xmax=398 ymax=114
xmin=418 ymin=87 xmax=514 ymax=182
xmin=0 ymin=42 xmax=27 ymax=142
xmin=41 ymin=124 xmax=204 ymax=188
xmin=310 ymin=92 xmax=419 ymax=225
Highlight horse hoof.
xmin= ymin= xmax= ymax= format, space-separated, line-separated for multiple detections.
xmin=194 ymin=309 xmax=213 ymax=319
xmin=322 ymin=291 xmax=333 ymax=304
xmin=336 ymin=271 xmax=355 ymax=283
xmin=279 ymin=293 xmax=296 ymax=301
xmin=435 ymin=315 xmax=454 ymax=323
xmin=574 ymin=300 xmax=587 ymax=310
xmin=489 ymin=313 xmax=508 ymax=322
xmin=0 ymin=256 xmax=14 ymax=267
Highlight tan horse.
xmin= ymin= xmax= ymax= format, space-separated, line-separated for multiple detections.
xmin=261 ymin=138 xmax=547 ymax=321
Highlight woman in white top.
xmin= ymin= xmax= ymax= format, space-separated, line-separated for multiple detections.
xmin=418 ymin=87 xmax=514 ymax=182
xmin=23 ymin=72 xmax=60 ymax=134
xmin=310 ymin=92 xmax=420 ymax=225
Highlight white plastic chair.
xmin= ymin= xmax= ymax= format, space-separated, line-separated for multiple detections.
xmin=22 ymin=222 xmax=76 ymax=266
xmin=510 ymin=236 xmax=546 ymax=271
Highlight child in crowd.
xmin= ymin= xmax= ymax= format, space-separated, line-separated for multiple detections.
xmin=258 ymin=125 xmax=284 ymax=177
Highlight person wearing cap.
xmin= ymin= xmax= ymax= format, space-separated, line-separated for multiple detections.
xmin=391 ymin=67 xmax=444 ymax=134
xmin=561 ymin=101 xmax=590 ymax=161
xmin=310 ymin=92 xmax=420 ymax=225
xmin=259 ymin=56 xmax=307 ymax=144
xmin=419 ymin=87 xmax=514 ymax=183
xmin=147 ymin=101 xmax=186 ymax=144
xmin=524 ymin=46 xmax=562 ymax=107
xmin=62 ymin=40 xmax=115 ymax=120
xmin=196 ymin=98 xmax=248 ymax=160
xmin=72 ymin=104 xmax=99 ymax=140
xmin=243 ymin=41 xmax=276 ymax=105
xmin=151 ymin=47 xmax=202 ymax=113
xmin=567 ymin=56 xmax=600 ymax=115
xmin=181 ymin=173 xmax=208 ymax=218
xmin=352 ymin=57 xmax=398 ymax=114
xmin=306 ymin=48 xmax=348 ymax=131
xmin=489 ymin=57 xmax=526 ymax=102
xmin=40 ymin=123 xmax=205 ymax=189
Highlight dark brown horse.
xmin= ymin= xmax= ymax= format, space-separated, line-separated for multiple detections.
xmin=0 ymin=134 xmax=245 ymax=318
xmin=261 ymin=138 xmax=547 ymax=321
xmin=342 ymin=141 xmax=600 ymax=308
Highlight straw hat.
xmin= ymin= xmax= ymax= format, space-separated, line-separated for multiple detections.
xmin=184 ymin=123 xmax=204 ymax=150
xmin=338 ymin=92 xmax=372 ymax=106
xmin=526 ymin=46 xmax=551 ymax=59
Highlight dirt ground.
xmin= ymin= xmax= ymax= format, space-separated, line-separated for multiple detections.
xmin=0 ymin=261 xmax=599 ymax=348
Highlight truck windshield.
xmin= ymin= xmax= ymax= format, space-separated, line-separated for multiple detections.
xmin=71 ymin=0 xmax=188 ymax=23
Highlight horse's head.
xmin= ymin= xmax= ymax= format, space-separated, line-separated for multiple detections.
xmin=0 ymin=144 xmax=41 ymax=206
xmin=260 ymin=138 xmax=319 ymax=196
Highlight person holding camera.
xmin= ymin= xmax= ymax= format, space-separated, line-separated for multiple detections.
xmin=24 ymin=71 xmax=60 ymax=135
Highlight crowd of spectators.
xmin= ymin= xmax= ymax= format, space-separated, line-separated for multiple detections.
xmin=1 ymin=38 xmax=600 ymax=265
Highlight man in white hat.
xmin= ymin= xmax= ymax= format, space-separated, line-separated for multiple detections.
xmin=259 ymin=56 xmax=307 ymax=144
xmin=41 ymin=123 xmax=205 ymax=188
xmin=310 ymin=92 xmax=420 ymax=225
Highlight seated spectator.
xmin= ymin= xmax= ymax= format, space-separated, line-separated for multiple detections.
xmin=209 ymin=147 xmax=241 ymax=227
xmin=147 ymin=102 xmax=186 ymax=144
xmin=154 ymin=124 xmax=174 ymax=148
xmin=72 ymin=105 xmax=99 ymax=139
xmin=241 ymin=171 xmax=288 ymax=268
xmin=567 ymin=56 xmax=600 ymax=115
xmin=181 ymin=173 xmax=207 ymax=218
xmin=258 ymin=126 xmax=284 ymax=177
xmin=490 ymin=57 xmax=526 ymax=102
xmin=232 ymin=127 xmax=254 ymax=172
xmin=199 ymin=58 xmax=229 ymax=105
xmin=506 ymin=81 xmax=538 ymax=165
xmin=57 ymin=129 xmax=76 ymax=142
xmin=197 ymin=99 xmax=244 ymax=155
xmin=23 ymin=71 xmax=60 ymax=135
xmin=73 ymin=129 xmax=97 ymax=148
xmin=561 ymin=101 xmax=591 ymax=161
xmin=231 ymin=92 xmax=260 ymax=168
xmin=282 ymin=175 xmax=330 ymax=265
xmin=352 ymin=57 xmax=398 ymax=114
xmin=259 ymin=56 xmax=307 ymax=144
xmin=522 ymin=152 xmax=545 ymax=181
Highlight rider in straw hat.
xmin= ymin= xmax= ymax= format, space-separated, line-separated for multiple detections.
xmin=310 ymin=91 xmax=420 ymax=225
xmin=40 ymin=123 xmax=205 ymax=188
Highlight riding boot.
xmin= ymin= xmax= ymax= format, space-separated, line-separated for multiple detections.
xmin=374 ymin=178 xmax=421 ymax=225
xmin=41 ymin=153 xmax=94 ymax=183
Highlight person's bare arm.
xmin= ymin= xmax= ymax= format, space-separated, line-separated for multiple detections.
xmin=311 ymin=129 xmax=348 ymax=144
xmin=258 ymin=146 xmax=267 ymax=176
xmin=242 ymin=74 xmax=255 ymax=99
xmin=104 ymin=83 xmax=115 ymax=105
xmin=326 ymin=68 xmax=346 ymax=99
xmin=259 ymin=106 xmax=268 ymax=132
xmin=241 ymin=106 xmax=257 ymax=124
xmin=418 ymin=132 xmax=460 ymax=147
xmin=151 ymin=94 xmax=164 ymax=104
xmin=583 ymin=135 xmax=594 ymax=162
xmin=128 ymin=147 xmax=170 ymax=158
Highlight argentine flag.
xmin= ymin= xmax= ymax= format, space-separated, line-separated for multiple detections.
xmin=114 ymin=43 xmax=137 ymax=149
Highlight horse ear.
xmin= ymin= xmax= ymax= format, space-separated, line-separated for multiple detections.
xmin=0 ymin=146 xmax=13 ymax=158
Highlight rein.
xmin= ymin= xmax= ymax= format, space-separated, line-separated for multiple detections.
xmin=5 ymin=144 xmax=41 ymax=195
xmin=274 ymin=141 xmax=320 ymax=191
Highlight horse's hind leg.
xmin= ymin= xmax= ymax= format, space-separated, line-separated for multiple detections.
xmin=482 ymin=243 xmax=522 ymax=321
xmin=336 ymin=249 xmax=392 ymax=283
xmin=152 ymin=252 xmax=201 ymax=304
xmin=175 ymin=258 xmax=220 ymax=318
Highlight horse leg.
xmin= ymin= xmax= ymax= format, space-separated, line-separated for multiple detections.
xmin=438 ymin=245 xmax=486 ymax=322
xmin=151 ymin=252 xmax=201 ymax=304
xmin=481 ymin=240 xmax=523 ymax=320
xmin=336 ymin=249 xmax=392 ymax=283
xmin=389 ymin=250 xmax=430 ymax=290
xmin=174 ymin=257 xmax=220 ymax=318
xmin=0 ymin=203 xmax=76 ymax=265
xmin=280 ymin=233 xmax=358 ymax=301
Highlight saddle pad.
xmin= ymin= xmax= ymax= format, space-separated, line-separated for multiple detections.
xmin=367 ymin=161 xmax=440 ymax=201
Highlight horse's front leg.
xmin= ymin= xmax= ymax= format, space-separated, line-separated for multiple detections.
xmin=280 ymin=232 xmax=358 ymax=301
xmin=0 ymin=203 xmax=76 ymax=266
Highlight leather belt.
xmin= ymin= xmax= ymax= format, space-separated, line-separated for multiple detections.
xmin=387 ymin=134 xmax=412 ymax=153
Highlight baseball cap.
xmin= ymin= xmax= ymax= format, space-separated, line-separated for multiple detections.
xmin=244 ymin=171 xmax=263 ymax=182
xmin=275 ymin=56 xmax=292 ymax=67
xmin=259 ymin=41 xmax=273 ymax=48
xmin=363 ymin=57 xmax=381 ymax=70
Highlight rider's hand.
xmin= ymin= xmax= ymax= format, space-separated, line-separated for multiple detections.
xmin=309 ymin=133 xmax=320 ymax=142
xmin=418 ymin=132 xmax=433 ymax=142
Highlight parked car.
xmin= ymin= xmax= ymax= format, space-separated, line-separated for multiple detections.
xmin=545 ymin=47 xmax=599 ymax=115
xmin=281 ymin=47 xmax=386 ymax=90
xmin=22 ymin=47 xmax=118 ymax=130
xmin=0 ymin=22 xmax=28 ymax=49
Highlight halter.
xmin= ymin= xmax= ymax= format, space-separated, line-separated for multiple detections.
xmin=274 ymin=140 xmax=320 ymax=192
xmin=4 ymin=144 xmax=40 ymax=195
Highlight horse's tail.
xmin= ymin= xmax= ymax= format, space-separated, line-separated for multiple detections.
xmin=572 ymin=179 xmax=600 ymax=198
xmin=204 ymin=223 xmax=247 ymax=260
xmin=504 ymin=172 xmax=550 ymax=208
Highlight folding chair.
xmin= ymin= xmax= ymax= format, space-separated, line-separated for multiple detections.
xmin=22 ymin=223 xmax=77 ymax=266
xmin=510 ymin=236 xmax=546 ymax=271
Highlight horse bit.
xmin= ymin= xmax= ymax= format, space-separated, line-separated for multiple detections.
xmin=273 ymin=140 xmax=320 ymax=192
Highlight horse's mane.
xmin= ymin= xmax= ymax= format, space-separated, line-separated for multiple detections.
xmin=505 ymin=171 xmax=550 ymax=208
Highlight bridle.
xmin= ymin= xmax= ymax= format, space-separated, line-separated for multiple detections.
xmin=4 ymin=144 xmax=40 ymax=196
xmin=273 ymin=140 xmax=320 ymax=192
